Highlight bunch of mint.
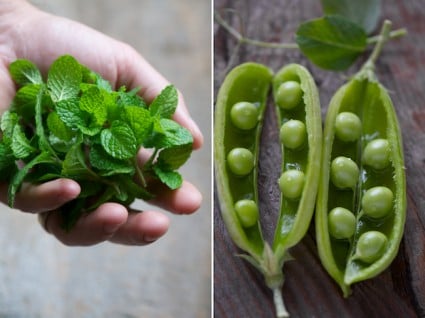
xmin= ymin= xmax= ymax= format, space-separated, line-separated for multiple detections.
xmin=0 ymin=55 xmax=193 ymax=230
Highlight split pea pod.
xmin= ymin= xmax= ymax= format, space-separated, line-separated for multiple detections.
xmin=272 ymin=64 xmax=322 ymax=260
xmin=215 ymin=62 xmax=321 ymax=318
xmin=315 ymin=66 xmax=406 ymax=296
xmin=214 ymin=62 xmax=272 ymax=259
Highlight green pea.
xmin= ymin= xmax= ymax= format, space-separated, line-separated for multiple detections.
xmin=330 ymin=156 xmax=359 ymax=189
xmin=362 ymin=186 xmax=394 ymax=219
xmin=230 ymin=102 xmax=259 ymax=130
xmin=234 ymin=199 xmax=259 ymax=228
xmin=279 ymin=119 xmax=306 ymax=149
xmin=278 ymin=170 xmax=305 ymax=200
xmin=227 ymin=147 xmax=255 ymax=176
xmin=328 ymin=207 xmax=356 ymax=240
xmin=275 ymin=81 xmax=303 ymax=110
xmin=363 ymin=139 xmax=391 ymax=170
xmin=334 ymin=112 xmax=362 ymax=142
xmin=354 ymin=231 xmax=388 ymax=264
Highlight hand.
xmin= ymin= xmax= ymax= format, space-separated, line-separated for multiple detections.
xmin=0 ymin=0 xmax=203 ymax=246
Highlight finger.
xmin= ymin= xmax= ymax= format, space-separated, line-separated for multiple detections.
xmin=108 ymin=210 xmax=170 ymax=245
xmin=147 ymin=180 xmax=202 ymax=215
xmin=116 ymin=46 xmax=204 ymax=149
xmin=44 ymin=203 xmax=128 ymax=246
xmin=13 ymin=178 xmax=81 ymax=213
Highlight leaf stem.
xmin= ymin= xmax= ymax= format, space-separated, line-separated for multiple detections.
xmin=134 ymin=156 xmax=147 ymax=187
xmin=366 ymin=20 xmax=393 ymax=67
xmin=214 ymin=10 xmax=298 ymax=49
xmin=366 ymin=28 xmax=407 ymax=45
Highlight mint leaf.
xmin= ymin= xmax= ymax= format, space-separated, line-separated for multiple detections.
xmin=0 ymin=141 xmax=16 ymax=180
xmin=100 ymin=121 xmax=137 ymax=159
xmin=149 ymin=85 xmax=178 ymax=118
xmin=47 ymin=55 xmax=82 ymax=102
xmin=121 ymin=105 xmax=153 ymax=144
xmin=89 ymin=144 xmax=135 ymax=176
xmin=117 ymin=88 xmax=147 ymax=108
xmin=92 ymin=72 xmax=113 ymax=92
xmin=144 ymin=118 xmax=193 ymax=148
xmin=0 ymin=110 xmax=18 ymax=142
xmin=61 ymin=143 xmax=92 ymax=179
xmin=9 ymin=59 xmax=43 ymax=86
xmin=321 ymin=0 xmax=381 ymax=34
xmin=8 ymin=151 xmax=53 ymax=207
xmin=156 ymin=143 xmax=192 ymax=170
xmin=79 ymin=87 xmax=107 ymax=126
xmin=296 ymin=15 xmax=367 ymax=70
xmin=47 ymin=111 xmax=75 ymax=142
xmin=55 ymin=97 xmax=86 ymax=129
xmin=11 ymin=125 xmax=36 ymax=159
xmin=153 ymin=166 xmax=182 ymax=190
xmin=10 ymin=84 xmax=41 ymax=121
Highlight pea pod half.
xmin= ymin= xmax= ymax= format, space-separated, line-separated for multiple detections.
xmin=215 ymin=62 xmax=321 ymax=317
xmin=315 ymin=66 xmax=406 ymax=296
xmin=272 ymin=64 xmax=322 ymax=261
xmin=215 ymin=62 xmax=272 ymax=259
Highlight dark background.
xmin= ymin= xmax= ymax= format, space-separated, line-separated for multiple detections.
xmin=214 ymin=0 xmax=425 ymax=317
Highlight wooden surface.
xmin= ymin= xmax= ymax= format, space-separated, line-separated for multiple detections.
xmin=214 ymin=0 xmax=425 ymax=317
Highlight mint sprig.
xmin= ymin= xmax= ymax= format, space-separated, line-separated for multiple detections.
xmin=0 ymin=55 xmax=193 ymax=230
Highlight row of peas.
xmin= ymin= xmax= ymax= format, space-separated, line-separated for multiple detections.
xmin=227 ymin=101 xmax=261 ymax=228
xmin=329 ymin=110 xmax=394 ymax=264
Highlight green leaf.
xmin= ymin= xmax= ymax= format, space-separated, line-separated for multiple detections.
xmin=100 ymin=121 xmax=137 ymax=159
xmin=93 ymin=72 xmax=113 ymax=92
xmin=61 ymin=143 xmax=92 ymax=179
xmin=47 ymin=55 xmax=82 ymax=102
xmin=79 ymin=87 xmax=107 ymax=126
xmin=34 ymin=85 xmax=56 ymax=155
xmin=0 ymin=141 xmax=16 ymax=180
xmin=47 ymin=111 xmax=74 ymax=142
xmin=8 ymin=151 xmax=54 ymax=207
xmin=11 ymin=125 xmax=36 ymax=159
xmin=296 ymin=15 xmax=367 ymax=70
xmin=121 ymin=106 xmax=153 ymax=144
xmin=149 ymin=85 xmax=178 ymax=118
xmin=117 ymin=88 xmax=147 ymax=108
xmin=0 ymin=110 xmax=18 ymax=142
xmin=55 ymin=98 xmax=86 ymax=129
xmin=10 ymin=84 xmax=41 ymax=120
xmin=9 ymin=59 xmax=43 ymax=86
xmin=321 ymin=0 xmax=381 ymax=34
xmin=153 ymin=165 xmax=182 ymax=190
xmin=156 ymin=143 xmax=192 ymax=170
xmin=144 ymin=118 xmax=193 ymax=148
xmin=89 ymin=144 xmax=135 ymax=176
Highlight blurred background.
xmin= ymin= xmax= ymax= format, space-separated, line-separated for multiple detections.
xmin=0 ymin=1 xmax=211 ymax=317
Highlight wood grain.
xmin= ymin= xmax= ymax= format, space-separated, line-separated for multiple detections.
xmin=214 ymin=0 xmax=425 ymax=317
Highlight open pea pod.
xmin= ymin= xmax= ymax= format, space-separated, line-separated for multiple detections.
xmin=214 ymin=62 xmax=272 ymax=260
xmin=315 ymin=67 xmax=406 ymax=296
xmin=215 ymin=62 xmax=321 ymax=317
xmin=271 ymin=64 xmax=322 ymax=260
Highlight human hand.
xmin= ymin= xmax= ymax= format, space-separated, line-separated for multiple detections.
xmin=0 ymin=0 xmax=204 ymax=246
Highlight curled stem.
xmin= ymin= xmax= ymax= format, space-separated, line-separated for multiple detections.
xmin=215 ymin=10 xmax=405 ymax=51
